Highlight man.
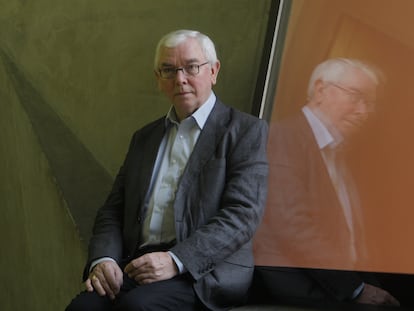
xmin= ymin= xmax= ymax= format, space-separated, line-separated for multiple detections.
xmin=253 ymin=58 xmax=399 ymax=307
xmin=66 ymin=29 xmax=268 ymax=310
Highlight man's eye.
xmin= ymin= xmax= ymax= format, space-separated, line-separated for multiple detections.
xmin=186 ymin=65 xmax=198 ymax=71
xmin=163 ymin=68 xmax=175 ymax=73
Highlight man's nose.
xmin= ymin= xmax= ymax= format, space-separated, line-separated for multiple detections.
xmin=355 ymin=98 xmax=371 ymax=114
xmin=358 ymin=103 xmax=368 ymax=114
xmin=355 ymin=103 xmax=371 ymax=123
xmin=175 ymin=69 xmax=188 ymax=84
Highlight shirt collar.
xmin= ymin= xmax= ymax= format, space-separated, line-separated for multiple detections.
xmin=302 ymin=105 xmax=343 ymax=150
xmin=165 ymin=92 xmax=216 ymax=130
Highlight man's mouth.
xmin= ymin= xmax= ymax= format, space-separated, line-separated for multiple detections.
xmin=345 ymin=118 xmax=365 ymax=129
xmin=175 ymin=91 xmax=192 ymax=96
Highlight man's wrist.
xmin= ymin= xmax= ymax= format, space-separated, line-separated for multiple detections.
xmin=89 ymin=257 xmax=116 ymax=273
xmin=168 ymin=251 xmax=187 ymax=274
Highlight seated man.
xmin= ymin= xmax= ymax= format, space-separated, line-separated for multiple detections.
xmin=66 ymin=29 xmax=269 ymax=311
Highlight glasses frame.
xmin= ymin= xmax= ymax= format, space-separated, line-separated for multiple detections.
xmin=158 ymin=62 xmax=210 ymax=79
xmin=327 ymin=82 xmax=376 ymax=112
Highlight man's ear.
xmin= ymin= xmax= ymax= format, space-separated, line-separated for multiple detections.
xmin=210 ymin=61 xmax=221 ymax=85
xmin=154 ymin=70 xmax=162 ymax=90
xmin=312 ymin=79 xmax=326 ymax=102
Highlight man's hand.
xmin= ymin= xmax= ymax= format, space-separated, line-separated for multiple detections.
xmin=85 ymin=260 xmax=123 ymax=300
xmin=124 ymin=251 xmax=178 ymax=285
xmin=355 ymin=283 xmax=400 ymax=306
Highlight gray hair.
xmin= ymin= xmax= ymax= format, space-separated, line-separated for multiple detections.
xmin=154 ymin=29 xmax=218 ymax=70
xmin=307 ymin=58 xmax=382 ymax=99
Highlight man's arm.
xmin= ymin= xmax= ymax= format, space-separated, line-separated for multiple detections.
xmin=82 ymin=164 xmax=125 ymax=279
xmin=83 ymin=130 xmax=144 ymax=279
xmin=172 ymin=116 xmax=269 ymax=280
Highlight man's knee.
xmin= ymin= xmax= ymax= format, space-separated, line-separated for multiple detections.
xmin=115 ymin=278 xmax=196 ymax=311
xmin=65 ymin=291 xmax=112 ymax=311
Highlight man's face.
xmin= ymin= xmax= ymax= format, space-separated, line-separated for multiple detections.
xmin=314 ymin=67 xmax=377 ymax=137
xmin=155 ymin=38 xmax=220 ymax=121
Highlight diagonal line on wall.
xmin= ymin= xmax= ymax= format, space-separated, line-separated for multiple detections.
xmin=1 ymin=48 xmax=113 ymax=244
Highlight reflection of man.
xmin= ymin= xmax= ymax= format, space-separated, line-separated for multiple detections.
xmin=254 ymin=58 xmax=399 ymax=306
xmin=66 ymin=29 xmax=268 ymax=310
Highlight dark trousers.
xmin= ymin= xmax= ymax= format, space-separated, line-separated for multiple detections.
xmin=65 ymin=273 xmax=199 ymax=311
xmin=66 ymin=242 xmax=202 ymax=311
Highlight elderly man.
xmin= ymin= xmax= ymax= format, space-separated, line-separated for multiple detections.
xmin=254 ymin=58 xmax=400 ymax=307
xmin=66 ymin=29 xmax=268 ymax=311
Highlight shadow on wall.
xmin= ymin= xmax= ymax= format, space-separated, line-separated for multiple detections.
xmin=1 ymin=48 xmax=113 ymax=242
xmin=0 ymin=48 xmax=108 ymax=310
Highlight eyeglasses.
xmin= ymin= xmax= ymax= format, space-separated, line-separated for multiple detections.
xmin=327 ymin=82 xmax=376 ymax=112
xmin=158 ymin=62 xmax=210 ymax=79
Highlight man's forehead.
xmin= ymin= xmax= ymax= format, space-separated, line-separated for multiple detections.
xmin=340 ymin=69 xmax=376 ymax=89
xmin=159 ymin=40 xmax=204 ymax=61
xmin=159 ymin=57 xmax=202 ymax=67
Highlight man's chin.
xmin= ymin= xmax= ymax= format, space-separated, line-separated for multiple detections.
xmin=174 ymin=97 xmax=196 ymax=108
xmin=341 ymin=126 xmax=362 ymax=138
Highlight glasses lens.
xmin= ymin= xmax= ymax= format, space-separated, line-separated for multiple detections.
xmin=185 ymin=65 xmax=199 ymax=76
xmin=160 ymin=68 xmax=175 ymax=79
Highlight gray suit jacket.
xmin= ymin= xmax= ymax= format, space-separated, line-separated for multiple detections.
xmin=86 ymin=99 xmax=269 ymax=310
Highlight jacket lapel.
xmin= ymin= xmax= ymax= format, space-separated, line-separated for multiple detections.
xmin=137 ymin=119 xmax=167 ymax=212
xmin=174 ymin=101 xmax=230 ymax=220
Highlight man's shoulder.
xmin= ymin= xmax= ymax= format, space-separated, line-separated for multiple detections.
xmin=132 ymin=116 xmax=165 ymax=136
xmin=213 ymin=99 xmax=266 ymax=128
xmin=268 ymin=113 xmax=315 ymax=151
xmin=273 ymin=112 xmax=306 ymax=129
xmin=271 ymin=112 xmax=317 ymax=139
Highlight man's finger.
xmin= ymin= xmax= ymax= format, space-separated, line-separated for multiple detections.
xmin=124 ymin=257 xmax=146 ymax=274
xmin=91 ymin=275 xmax=106 ymax=296
xmin=102 ymin=266 xmax=121 ymax=295
xmin=85 ymin=278 xmax=93 ymax=292
xmin=96 ymin=275 xmax=116 ymax=300
xmin=134 ymin=272 xmax=156 ymax=285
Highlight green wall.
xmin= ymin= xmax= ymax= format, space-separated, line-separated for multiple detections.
xmin=0 ymin=57 xmax=86 ymax=309
xmin=0 ymin=0 xmax=272 ymax=309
